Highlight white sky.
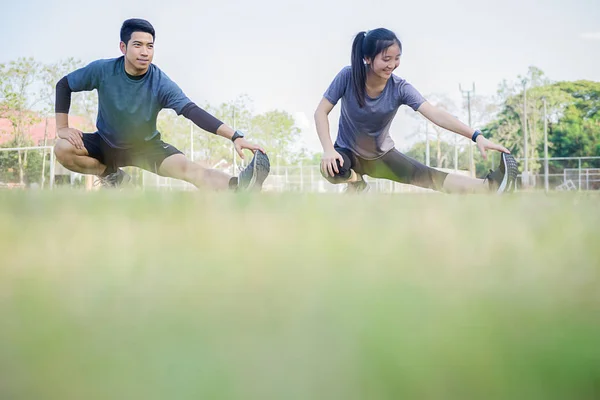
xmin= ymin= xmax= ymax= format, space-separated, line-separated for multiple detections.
xmin=1 ymin=0 xmax=599 ymax=151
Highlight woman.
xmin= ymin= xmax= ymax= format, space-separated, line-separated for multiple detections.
xmin=314 ymin=28 xmax=517 ymax=193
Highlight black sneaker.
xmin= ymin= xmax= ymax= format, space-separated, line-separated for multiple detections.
xmin=484 ymin=153 xmax=518 ymax=193
xmin=96 ymin=169 xmax=131 ymax=188
xmin=237 ymin=151 xmax=270 ymax=191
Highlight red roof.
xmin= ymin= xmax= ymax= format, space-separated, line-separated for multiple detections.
xmin=0 ymin=114 xmax=94 ymax=146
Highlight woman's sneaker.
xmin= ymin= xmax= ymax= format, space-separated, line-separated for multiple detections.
xmin=484 ymin=153 xmax=518 ymax=193
xmin=345 ymin=179 xmax=370 ymax=194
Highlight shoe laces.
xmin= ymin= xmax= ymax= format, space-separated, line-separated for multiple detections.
xmin=94 ymin=171 xmax=120 ymax=187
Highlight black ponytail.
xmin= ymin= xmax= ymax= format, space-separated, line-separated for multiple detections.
xmin=351 ymin=31 xmax=367 ymax=108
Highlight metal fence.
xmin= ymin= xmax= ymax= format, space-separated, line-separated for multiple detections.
xmin=142 ymin=164 xmax=466 ymax=193
xmin=141 ymin=157 xmax=600 ymax=193
xmin=0 ymin=146 xmax=56 ymax=189
xmin=2 ymin=146 xmax=599 ymax=193
xmin=516 ymin=156 xmax=600 ymax=191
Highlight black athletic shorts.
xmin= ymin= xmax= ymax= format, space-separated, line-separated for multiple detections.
xmin=82 ymin=133 xmax=182 ymax=174
xmin=322 ymin=146 xmax=449 ymax=191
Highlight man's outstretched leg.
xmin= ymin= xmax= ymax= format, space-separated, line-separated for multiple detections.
xmin=158 ymin=151 xmax=270 ymax=191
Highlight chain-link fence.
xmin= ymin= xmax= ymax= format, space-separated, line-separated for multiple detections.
xmin=2 ymin=146 xmax=599 ymax=193
xmin=0 ymin=146 xmax=56 ymax=189
xmin=141 ymin=164 xmax=467 ymax=193
xmin=140 ymin=157 xmax=600 ymax=193
xmin=516 ymin=157 xmax=600 ymax=191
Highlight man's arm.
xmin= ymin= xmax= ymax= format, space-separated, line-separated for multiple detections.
xmin=180 ymin=102 xmax=227 ymax=136
xmin=55 ymin=76 xmax=72 ymax=116
xmin=180 ymin=102 xmax=265 ymax=158
xmin=55 ymin=76 xmax=84 ymax=149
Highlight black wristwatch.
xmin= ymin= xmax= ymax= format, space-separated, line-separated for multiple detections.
xmin=231 ymin=130 xmax=245 ymax=142
xmin=471 ymin=129 xmax=482 ymax=143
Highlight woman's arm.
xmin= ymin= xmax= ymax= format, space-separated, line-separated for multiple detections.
xmin=417 ymin=101 xmax=510 ymax=159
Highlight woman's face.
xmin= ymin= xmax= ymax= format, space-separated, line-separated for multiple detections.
xmin=367 ymin=43 xmax=401 ymax=80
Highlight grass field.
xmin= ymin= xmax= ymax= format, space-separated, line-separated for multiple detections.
xmin=1 ymin=190 xmax=599 ymax=399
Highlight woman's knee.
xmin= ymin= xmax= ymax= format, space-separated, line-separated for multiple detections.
xmin=321 ymin=163 xmax=352 ymax=184
xmin=321 ymin=152 xmax=353 ymax=184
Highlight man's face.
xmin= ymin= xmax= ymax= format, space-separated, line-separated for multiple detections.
xmin=120 ymin=31 xmax=154 ymax=74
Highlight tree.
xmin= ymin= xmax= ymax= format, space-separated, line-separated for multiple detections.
xmin=251 ymin=109 xmax=300 ymax=165
xmin=544 ymin=81 xmax=600 ymax=168
xmin=40 ymin=58 xmax=97 ymax=128
xmin=199 ymin=95 xmax=255 ymax=168
xmin=408 ymin=90 xmax=497 ymax=174
xmin=405 ymin=140 xmax=471 ymax=171
xmin=188 ymin=95 xmax=302 ymax=170
xmin=288 ymin=146 xmax=317 ymax=166
xmin=485 ymin=68 xmax=600 ymax=174
xmin=0 ymin=57 xmax=42 ymax=184
xmin=0 ymin=139 xmax=45 ymax=185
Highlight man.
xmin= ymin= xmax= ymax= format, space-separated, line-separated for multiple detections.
xmin=54 ymin=18 xmax=270 ymax=190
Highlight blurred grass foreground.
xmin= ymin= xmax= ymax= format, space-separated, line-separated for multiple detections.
xmin=1 ymin=190 xmax=599 ymax=399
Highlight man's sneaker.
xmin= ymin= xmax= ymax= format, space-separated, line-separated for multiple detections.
xmin=237 ymin=151 xmax=270 ymax=191
xmin=344 ymin=179 xmax=370 ymax=194
xmin=484 ymin=153 xmax=518 ymax=193
xmin=96 ymin=169 xmax=131 ymax=188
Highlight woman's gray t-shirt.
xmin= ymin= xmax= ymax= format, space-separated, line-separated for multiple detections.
xmin=324 ymin=66 xmax=425 ymax=159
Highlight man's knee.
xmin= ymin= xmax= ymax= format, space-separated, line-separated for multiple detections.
xmin=54 ymin=139 xmax=76 ymax=165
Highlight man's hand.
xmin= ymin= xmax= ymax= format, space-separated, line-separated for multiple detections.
xmin=58 ymin=127 xmax=84 ymax=150
xmin=233 ymin=138 xmax=266 ymax=159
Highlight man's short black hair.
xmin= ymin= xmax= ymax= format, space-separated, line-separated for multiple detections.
xmin=120 ymin=18 xmax=155 ymax=45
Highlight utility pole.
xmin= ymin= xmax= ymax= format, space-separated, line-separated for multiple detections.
xmin=543 ymin=97 xmax=549 ymax=193
xmin=231 ymin=106 xmax=237 ymax=175
xmin=452 ymin=114 xmax=459 ymax=172
xmin=425 ymin=122 xmax=430 ymax=167
xmin=522 ymin=79 xmax=529 ymax=187
xmin=459 ymin=83 xmax=475 ymax=177
xmin=189 ymin=120 xmax=194 ymax=162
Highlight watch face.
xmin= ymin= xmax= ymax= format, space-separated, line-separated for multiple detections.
xmin=232 ymin=131 xmax=244 ymax=142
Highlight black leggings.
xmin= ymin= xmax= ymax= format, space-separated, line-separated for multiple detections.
xmin=322 ymin=147 xmax=448 ymax=191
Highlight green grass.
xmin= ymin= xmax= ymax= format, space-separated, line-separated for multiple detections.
xmin=1 ymin=190 xmax=599 ymax=399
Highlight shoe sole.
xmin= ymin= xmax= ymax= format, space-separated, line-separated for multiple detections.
xmin=498 ymin=153 xmax=518 ymax=193
xmin=246 ymin=151 xmax=271 ymax=191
